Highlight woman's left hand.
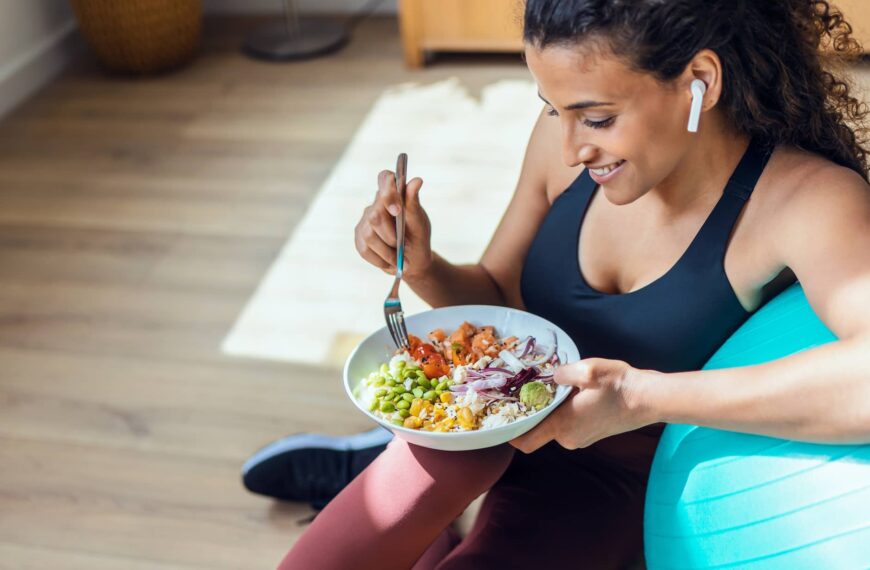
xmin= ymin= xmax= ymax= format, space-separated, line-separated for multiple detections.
xmin=510 ymin=358 xmax=658 ymax=453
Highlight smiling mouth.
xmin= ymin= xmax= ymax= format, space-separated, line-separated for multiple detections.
xmin=587 ymin=160 xmax=625 ymax=176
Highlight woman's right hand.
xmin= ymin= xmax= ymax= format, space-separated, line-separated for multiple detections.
xmin=354 ymin=169 xmax=432 ymax=280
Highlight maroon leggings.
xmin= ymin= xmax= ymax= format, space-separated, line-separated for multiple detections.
xmin=278 ymin=425 xmax=662 ymax=569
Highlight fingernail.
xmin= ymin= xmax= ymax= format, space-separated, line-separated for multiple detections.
xmin=387 ymin=204 xmax=400 ymax=216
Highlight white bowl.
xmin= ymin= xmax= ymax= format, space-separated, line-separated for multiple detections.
xmin=343 ymin=305 xmax=580 ymax=451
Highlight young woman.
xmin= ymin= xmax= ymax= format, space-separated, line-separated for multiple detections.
xmin=276 ymin=1 xmax=870 ymax=567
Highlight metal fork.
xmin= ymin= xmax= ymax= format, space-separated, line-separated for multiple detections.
xmin=384 ymin=152 xmax=411 ymax=350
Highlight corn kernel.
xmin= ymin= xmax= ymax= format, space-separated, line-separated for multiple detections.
xmin=458 ymin=406 xmax=475 ymax=430
xmin=403 ymin=416 xmax=423 ymax=429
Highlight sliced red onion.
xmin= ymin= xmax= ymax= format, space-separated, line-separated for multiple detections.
xmin=525 ymin=330 xmax=558 ymax=367
xmin=479 ymin=367 xmax=513 ymax=376
xmin=449 ymin=376 xmax=508 ymax=392
xmin=499 ymin=349 xmax=525 ymax=373
xmin=467 ymin=367 xmax=513 ymax=382
xmin=516 ymin=336 xmax=535 ymax=358
xmin=480 ymin=390 xmax=518 ymax=402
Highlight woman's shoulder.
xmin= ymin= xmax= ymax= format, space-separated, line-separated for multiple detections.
xmin=762 ymin=146 xmax=869 ymax=207
xmin=759 ymin=145 xmax=870 ymax=261
xmin=757 ymin=147 xmax=869 ymax=233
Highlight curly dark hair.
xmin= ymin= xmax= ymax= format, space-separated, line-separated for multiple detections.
xmin=524 ymin=0 xmax=870 ymax=181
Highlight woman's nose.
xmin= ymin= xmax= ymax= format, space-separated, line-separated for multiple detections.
xmin=561 ymin=129 xmax=597 ymax=168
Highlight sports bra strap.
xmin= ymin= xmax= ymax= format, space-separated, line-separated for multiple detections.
xmin=723 ymin=138 xmax=773 ymax=201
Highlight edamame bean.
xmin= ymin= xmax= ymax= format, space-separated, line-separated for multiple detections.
xmin=417 ymin=378 xmax=431 ymax=389
xmin=396 ymin=400 xmax=410 ymax=410
xmin=402 ymin=393 xmax=415 ymax=403
xmin=380 ymin=363 xmax=389 ymax=375
xmin=412 ymin=387 xmax=425 ymax=398
xmin=369 ymin=399 xmax=379 ymax=411
xmin=374 ymin=388 xmax=388 ymax=398
xmin=436 ymin=381 xmax=448 ymax=391
xmin=392 ymin=418 xmax=405 ymax=426
xmin=395 ymin=360 xmax=406 ymax=370
xmin=384 ymin=379 xmax=396 ymax=387
xmin=392 ymin=385 xmax=406 ymax=395
xmin=380 ymin=401 xmax=396 ymax=413
xmin=423 ymin=390 xmax=437 ymax=402
xmin=398 ymin=409 xmax=411 ymax=418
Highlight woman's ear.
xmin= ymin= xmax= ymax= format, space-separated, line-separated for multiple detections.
xmin=685 ymin=48 xmax=723 ymax=111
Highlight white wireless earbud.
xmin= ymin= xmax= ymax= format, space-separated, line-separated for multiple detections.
xmin=687 ymin=79 xmax=707 ymax=133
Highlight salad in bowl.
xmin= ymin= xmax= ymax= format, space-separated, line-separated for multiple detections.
xmin=344 ymin=305 xmax=580 ymax=451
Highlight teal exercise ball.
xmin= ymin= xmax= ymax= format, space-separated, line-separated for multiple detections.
xmin=644 ymin=284 xmax=870 ymax=569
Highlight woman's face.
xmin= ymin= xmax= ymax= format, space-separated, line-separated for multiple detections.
xmin=525 ymin=42 xmax=696 ymax=205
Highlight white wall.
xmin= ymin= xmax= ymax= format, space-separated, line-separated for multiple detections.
xmin=0 ymin=0 xmax=78 ymax=119
xmin=203 ymin=0 xmax=397 ymax=15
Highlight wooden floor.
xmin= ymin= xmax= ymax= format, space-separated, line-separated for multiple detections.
xmin=2 ymin=15 xmax=870 ymax=570
xmin=0 ymin=16 xmax=529 ymax=570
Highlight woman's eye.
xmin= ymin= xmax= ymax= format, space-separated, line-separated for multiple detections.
xmin=583 ymin=116 xmax=615 ymax=129
xmin=544 ymin=106 xmax=614 ymax=129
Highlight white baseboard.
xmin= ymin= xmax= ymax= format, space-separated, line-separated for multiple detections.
xmin=0 ymin=19 xmax=80 ymax=120
xmin=203 ymin=0 xmax=397 ymax=15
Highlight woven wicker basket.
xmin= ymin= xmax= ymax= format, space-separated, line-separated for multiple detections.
xmin=70 ymin=0 xmax=202 ymax=74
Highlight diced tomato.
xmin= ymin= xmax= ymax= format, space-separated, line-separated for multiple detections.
xmin=421 ymin=353 xmax=450 ymax=378
xmin=408 ymin=334 xmax=424 ymax=353
xmin=413 ymin=342 xmax=439 ymax=363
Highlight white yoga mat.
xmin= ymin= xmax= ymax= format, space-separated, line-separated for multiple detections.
xmin=222 ymin=78 xmax=542 ymax=366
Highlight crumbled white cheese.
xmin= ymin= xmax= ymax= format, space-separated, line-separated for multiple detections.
xmin=455 ymin=389 xmax=487 ymax=414
xmin=480 ymin=402 xmax=522 ymax=429
xmin=453 ymin=365 xmax=468 ymax=384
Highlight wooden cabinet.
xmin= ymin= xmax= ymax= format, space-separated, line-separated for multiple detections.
xmin=397 ymin=0 xmax=870 ymax=69
xmin=399 ymin=0 xmax=523 ymax=68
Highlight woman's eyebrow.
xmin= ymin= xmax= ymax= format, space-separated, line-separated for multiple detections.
xmin=537 ymin=91 xmax=612 ymax=110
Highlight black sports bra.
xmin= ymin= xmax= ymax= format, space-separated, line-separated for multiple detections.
xmin=520 ymin=139 xmax=785 ymax=373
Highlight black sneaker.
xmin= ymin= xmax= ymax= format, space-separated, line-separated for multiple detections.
xmin=241 ymin=427 xmax=393 ymax=509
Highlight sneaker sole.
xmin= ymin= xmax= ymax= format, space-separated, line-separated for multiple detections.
xmin=241 ymin=428 xmax=393 ymax=476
